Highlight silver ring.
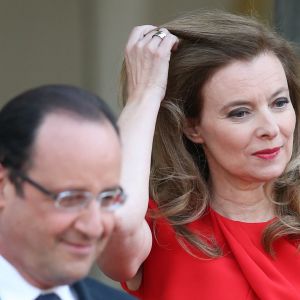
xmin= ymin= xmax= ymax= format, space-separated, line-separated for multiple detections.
xmin=152 ymin=30 xmax=167 ymax=40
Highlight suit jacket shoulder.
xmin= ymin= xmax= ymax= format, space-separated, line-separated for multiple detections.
xmin=72 ymin=277 xmax=136 ymax=300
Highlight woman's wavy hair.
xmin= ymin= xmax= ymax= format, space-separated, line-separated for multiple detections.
xmin=121 ymin=10 xmax=300 ymax=257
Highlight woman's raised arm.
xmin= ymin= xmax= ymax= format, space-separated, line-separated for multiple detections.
xmin=98 ymin=25 xmax=178 ymax=283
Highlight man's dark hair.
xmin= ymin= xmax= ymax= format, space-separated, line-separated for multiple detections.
xmin=0 ymin=84 xmax=119 ymax=173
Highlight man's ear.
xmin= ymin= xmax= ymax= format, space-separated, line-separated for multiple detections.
xmin=0 ymin=164 xmax=7 ymax=208
xmin=183 ymin=118 xmax=204 ymax=144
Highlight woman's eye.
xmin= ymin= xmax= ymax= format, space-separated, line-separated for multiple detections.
xmin=227 ymin=108 xmax=250 ymax=119
xmin=273 ymin=97 xmax=289 ymax=108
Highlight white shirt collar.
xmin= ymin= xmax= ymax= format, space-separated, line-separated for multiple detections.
xmin=0 ymin=255 xmax=77 ymax=300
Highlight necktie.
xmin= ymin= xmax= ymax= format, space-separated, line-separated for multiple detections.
xmin=34 ymin=293 xmax=61 ymax=300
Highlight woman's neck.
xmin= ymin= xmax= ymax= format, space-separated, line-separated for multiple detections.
xmin=210 ymin=178 xmax=275 ymax=222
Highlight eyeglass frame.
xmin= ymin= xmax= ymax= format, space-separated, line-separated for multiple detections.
xmin=9 ymin=169 xmax=126 ymax=211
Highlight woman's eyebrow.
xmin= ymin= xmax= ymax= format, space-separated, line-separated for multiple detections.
xmin=219 ymin=87 xmax=289 ymax=114
xmin=269 ymin=87 xmax=289 ymax=100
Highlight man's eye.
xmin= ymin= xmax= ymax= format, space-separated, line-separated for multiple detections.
xmin=60 ymin=195 xmax=85 ymax=207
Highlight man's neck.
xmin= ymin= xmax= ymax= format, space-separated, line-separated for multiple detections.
xmin=0 ymin=255 xmax=75 ymax=300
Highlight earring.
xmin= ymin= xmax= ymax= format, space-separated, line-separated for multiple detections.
xmin=190 ymin=132 xmax=199 ymax=137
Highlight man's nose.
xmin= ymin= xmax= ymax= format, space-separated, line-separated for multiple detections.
xmin=74 ymin=200 xmax=105 ymax=239
xmin=255 ymin=109 xmax=280 ymax=139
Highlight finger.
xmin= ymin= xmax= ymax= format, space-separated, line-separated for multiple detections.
xmin=126 ymin=25 xmax=157 ymax=49
xmin=148 ymin=34 xmax=179 ymax=60
xmin=158 ymin=34 xmax=180 ymax=56
xmin=143 ymin=28 xmax=170 ymax=49
xmin=171 ymin=38 xmax=180 ymax=51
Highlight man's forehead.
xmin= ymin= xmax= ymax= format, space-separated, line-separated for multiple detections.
xmin=31 ymin=113 xmax=120 ymax=167
xmin=24 ymin=112 xmax=121 ymax=194
xmin=37 ymin=112 xmax=117 ymax=141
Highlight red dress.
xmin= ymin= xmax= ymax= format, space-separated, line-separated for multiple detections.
xmin=122 ymin=201 xmax=300 ymax=299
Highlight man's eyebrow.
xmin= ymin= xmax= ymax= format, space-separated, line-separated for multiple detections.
xmin=100 ymin=185 xmax=122 ymax=192
xmin=53 ymin=185 xmax=121 ymax=193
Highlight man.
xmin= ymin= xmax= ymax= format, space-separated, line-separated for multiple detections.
xmin=0 ymin=85 xmax=135 ymax=299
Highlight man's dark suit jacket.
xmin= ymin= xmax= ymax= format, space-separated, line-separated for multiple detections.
xmin=72 ymin=277 xmax=136 ymax=300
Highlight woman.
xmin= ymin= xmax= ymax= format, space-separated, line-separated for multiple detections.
xmin=98 ymin=11 xmax=300 ymax=299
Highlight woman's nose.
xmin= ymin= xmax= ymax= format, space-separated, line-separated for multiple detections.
xmin=255 ymin=110 xmax=280 ymax=139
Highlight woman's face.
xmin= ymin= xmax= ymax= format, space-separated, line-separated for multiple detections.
xmin=193 ymin=52 xmax=296 ymax=185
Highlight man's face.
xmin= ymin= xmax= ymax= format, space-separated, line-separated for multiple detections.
xmin=0 ymin=113 xmax=121 ymax=288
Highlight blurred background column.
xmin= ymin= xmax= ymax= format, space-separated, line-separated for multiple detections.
xmin=80 ymin=0 xmax=152 ymax=112
xmin=274 ymin=0 xmax=300 ymax=46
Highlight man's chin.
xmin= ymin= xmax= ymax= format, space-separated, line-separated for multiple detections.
xmin=48 ymin=269 xmax=91 ymax=287
xmin=48 ymin=260 xmax=94 ymax=286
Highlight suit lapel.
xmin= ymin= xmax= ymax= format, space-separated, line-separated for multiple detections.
xmin=72 ymin=280 xmax=94 ymax=300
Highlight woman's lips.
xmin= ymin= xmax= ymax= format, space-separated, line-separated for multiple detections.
xmin=252 ymin=147 xmax=281 ymax=160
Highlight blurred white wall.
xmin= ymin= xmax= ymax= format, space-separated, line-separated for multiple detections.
xmin=0 ymin=0 xmax=238 ymax=113
xmin=0 ymin=1 xmax=83 ymax=103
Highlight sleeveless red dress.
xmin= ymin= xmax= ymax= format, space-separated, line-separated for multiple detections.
xmin=122 ymin=201 xmax=300 ymax=299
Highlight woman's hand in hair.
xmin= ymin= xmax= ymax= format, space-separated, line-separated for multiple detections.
xmin=125 ymin=25 xmax=179 ymax=103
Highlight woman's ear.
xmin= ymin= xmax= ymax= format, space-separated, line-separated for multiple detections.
xmin=183 ymin=118 xmax=204 ymax=144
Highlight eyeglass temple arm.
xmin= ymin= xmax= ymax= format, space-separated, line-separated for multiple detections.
xmin=11 ymin=170 xmax=57 ymax=199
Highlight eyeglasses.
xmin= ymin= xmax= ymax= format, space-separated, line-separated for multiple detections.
xmin=10 ymin=170 xmax=126 ymax=211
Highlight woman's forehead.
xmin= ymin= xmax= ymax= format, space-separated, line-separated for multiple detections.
xmin=201 ymin=53 xmax=287 ymax=104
